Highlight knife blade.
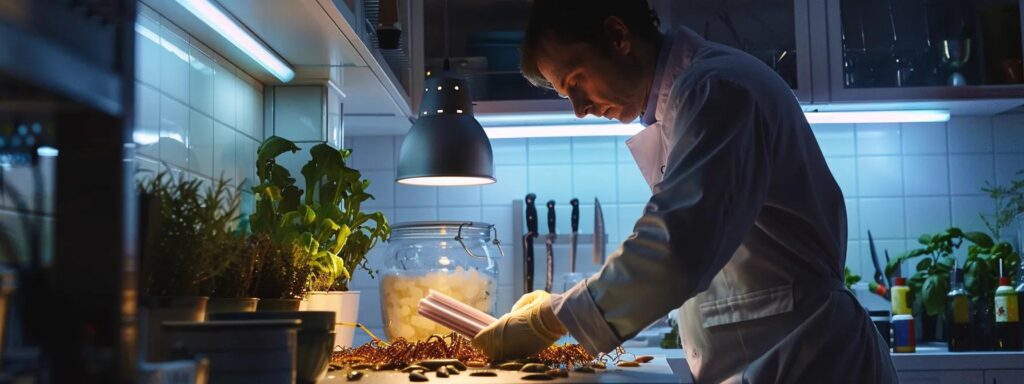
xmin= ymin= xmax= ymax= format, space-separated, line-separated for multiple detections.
xmin=569 ymin=198 xmax=579 ymax=274
xmin=593 ymin=198 xmax=606 ymax=265
xmin=544 ymin=200 xmax=557 ymax=293
xmin=523 ymin=194 xmax=538 ymax=295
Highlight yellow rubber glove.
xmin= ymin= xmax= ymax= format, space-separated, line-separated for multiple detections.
xmin=471 ymin=290 xmax=567 ymax=361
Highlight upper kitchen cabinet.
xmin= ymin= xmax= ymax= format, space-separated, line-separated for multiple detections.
xmin=144 ymin=0 xmax=415 ymax=136
xmin=422 ymin=0 xmax=812 ymax=113
xmin=421 ymin=0 xmax=565 ymax=114
xmin=652 ymin=0 xmax=812 ymax=101
xmin=819 ymin=0 xmax=1024 ymax=103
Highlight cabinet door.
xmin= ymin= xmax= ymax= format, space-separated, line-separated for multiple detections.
xmin=651 ymin=0 xmax=812 ymax=101
xmin=899 ymin=371 xmax=984 ymax=384
xmin=823 ymin=0 xmax=1024 ymax=102
xmin=984 ymin=370 xmax=1024 ymax=384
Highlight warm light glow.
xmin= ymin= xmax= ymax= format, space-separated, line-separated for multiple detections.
xmin=484 ymin=124 xmax=645 ymax=139
xmin=175 ymin=0 xmax=294 ymax=82
xmin=804 ymin=110 xmax=950 ymax=124
xmin=397 ymin=176 xmax=496 ymax=186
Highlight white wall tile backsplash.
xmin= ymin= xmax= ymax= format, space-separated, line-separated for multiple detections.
xmin=346 ymin=117 xmax=1024 ymax=340
xmin=134 ymin=4 xmax=263 ymax=213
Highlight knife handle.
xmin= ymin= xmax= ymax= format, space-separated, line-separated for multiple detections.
xmin=546 ymin=200 xmax=556 ymax=234
xmin=524 ymin=236 xmax=534 ymax=294
xmin=570 ymin=198 xmax=579 ymax=232
xmin=525 ymin=193 xmax=538 ymax=235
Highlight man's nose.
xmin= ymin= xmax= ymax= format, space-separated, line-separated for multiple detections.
xmin=571 ymin=99 xmax=590 ymax=118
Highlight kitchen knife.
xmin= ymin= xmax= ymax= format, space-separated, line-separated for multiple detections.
xmin=569 ymin=198 xmax=579 ymax=273
xmin=867 ymin=230 xmax=891 ymax=301
xmin=593 ymin=198 xmax=606 ymax=265
xmin=545 ymin=200 xmax=557 ymax=293
xmin=523 ymin=194 xmax=538 ymax=295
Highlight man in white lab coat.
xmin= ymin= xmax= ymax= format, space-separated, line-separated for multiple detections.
xmin=471 ymin=1 xmax=898 ymax=382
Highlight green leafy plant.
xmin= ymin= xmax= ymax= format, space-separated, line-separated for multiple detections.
xmin=888 ymin=228 xmax=1020 ymax=318
xmin=886 ymin=229 xmax=959 ymax=317
xmin=250 ymin=233 xmax=312 ymax=299
xmin=981 ymin=170 xmax=1024 ymax=241
xmin=138 ymin=172 xmax=239 ymax=297
xmin=250 ymin=136 xmax=391 ymax=293
xmin=962 ymin=233 xmax=1019 ymax=307
xmin=844 ymin=266 xmax=862 ymax=290
xmin=209 ymin=232 xmax=258 ymax=299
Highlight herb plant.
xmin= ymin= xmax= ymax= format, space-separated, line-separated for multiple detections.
xmin=888 ymin=228 xmax=1019 ymax=318
xmin=250 ymin=233 xmax=312 ymax=299
xmin=139 ymin=172 xmax=238 ymax=297
xmin=981 ymin=171 xmax=1024 ymax=241
xmin=844 ymin=266 xmax=862 ymax=290
xmin=250 ymin=136 xmax=391 ymax=293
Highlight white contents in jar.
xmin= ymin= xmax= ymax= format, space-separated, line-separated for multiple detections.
xmin=381 ymin=266 xmax=496 ymax=341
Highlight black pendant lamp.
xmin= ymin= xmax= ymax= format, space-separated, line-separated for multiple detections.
xmin=396 ymin=67 xmax=495 ymax=186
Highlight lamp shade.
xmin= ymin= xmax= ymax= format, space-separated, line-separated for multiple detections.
xmin=396 ymin=70 xmax=495 ymax=186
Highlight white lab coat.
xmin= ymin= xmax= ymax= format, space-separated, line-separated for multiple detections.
xmin=551 ymin=27 xmax=898 ymax=383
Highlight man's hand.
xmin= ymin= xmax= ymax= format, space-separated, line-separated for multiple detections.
xmin=471 ymin=290 xmax=567 ymax=361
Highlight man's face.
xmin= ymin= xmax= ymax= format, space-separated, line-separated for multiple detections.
xmin=536 ymin=38 xmax=648 ymax=124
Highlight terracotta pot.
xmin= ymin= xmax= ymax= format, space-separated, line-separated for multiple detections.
xmin=303 ymin=291 xmax=360 ymax=348
xmin=258 ymin=298 xmax=303 ymax=312
xmin=205 ymin=297 xmax=258 ymax=319
xmin=139 ymin=296 xmax=208 ymax=362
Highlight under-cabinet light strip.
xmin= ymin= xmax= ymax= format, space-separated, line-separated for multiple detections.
xmin=479 ymin=110 xmax=951 ymax=139
xmin=175 ymin=0 xmax=295 ymax=82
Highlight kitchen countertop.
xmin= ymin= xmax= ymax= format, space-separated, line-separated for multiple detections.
xmin=320 ymin=352 xmax=687 ymax=384
xmin=319 ymin=345 xmax=1024 ymax=383
xmin=890 ymin=343 xmax=1024 ymax=371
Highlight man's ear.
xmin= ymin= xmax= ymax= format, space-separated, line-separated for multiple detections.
xmin=603 ymin=16 xmax=632 ymax=56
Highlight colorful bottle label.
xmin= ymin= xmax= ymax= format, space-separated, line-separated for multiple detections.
xmin=892 ymin=315 xmax=915 ymax=353
xmin=951 ymin=296 xmax=969 ymax=324
xmin=995 ymin=295 xmax=1019 ymax=323
xmin=892 ymin=287 xmax=911 ymax=315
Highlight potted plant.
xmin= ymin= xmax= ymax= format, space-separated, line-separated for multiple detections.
xmin=138 ymin=171 xmax=225 ymax=361
xmin=205 ymin=179 xmax=260 ymax=316
xmin=250 ymin=136 xmax=390 ymax=347
xmin=250 ymin=233 xmax=313 ymax=311
xmin=888 ymin=228 xmax=1020 ymax=347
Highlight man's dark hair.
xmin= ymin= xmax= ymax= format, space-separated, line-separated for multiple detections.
xmin=520 ymin=0 xmax=661 ymax=89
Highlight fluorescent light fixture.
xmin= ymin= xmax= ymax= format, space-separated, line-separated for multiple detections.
xmin=476 ymin=113 xmax=628 ymax=126
xmin=397 ymin=176 xmax=496 ymax=186
xmin=175 ymin=0 xmax=294 ymax=82
xmin=484 ymin=123 xmax=644 ymax=139
xmin=803 ymin=110 xmax=950 ymax=124
xmin=478 ymin=109 xmax=951 ymax=139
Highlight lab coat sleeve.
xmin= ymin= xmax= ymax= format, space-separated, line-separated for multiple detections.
xmin=551 ymin=77 xmax=774 ymax=354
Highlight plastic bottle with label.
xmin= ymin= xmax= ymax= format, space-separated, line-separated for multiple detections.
xmin=994 ymin=276 xmax=1022 ymax=350
xmin=891 ymin=277 xmax=911 ymax=315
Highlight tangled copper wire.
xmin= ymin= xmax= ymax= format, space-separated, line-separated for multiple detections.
xmin=331 ymin=333 xmax=598 ymax=367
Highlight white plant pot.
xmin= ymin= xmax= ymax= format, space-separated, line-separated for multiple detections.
xmin=303 ymin=291 xmax=359 ymax=348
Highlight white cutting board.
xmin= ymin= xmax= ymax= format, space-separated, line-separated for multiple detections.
xmin=320 ymin=355 xmax=685 ymax=383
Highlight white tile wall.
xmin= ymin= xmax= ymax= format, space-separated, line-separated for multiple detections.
xmin=134 ymin=4 xmax=263 ymax=214
xmin=346 ymin=117 xmax=1024 ymax=339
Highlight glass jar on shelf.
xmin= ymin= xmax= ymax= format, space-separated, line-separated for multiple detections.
xmin=378 ymin=221 xmax=503 ymax=341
